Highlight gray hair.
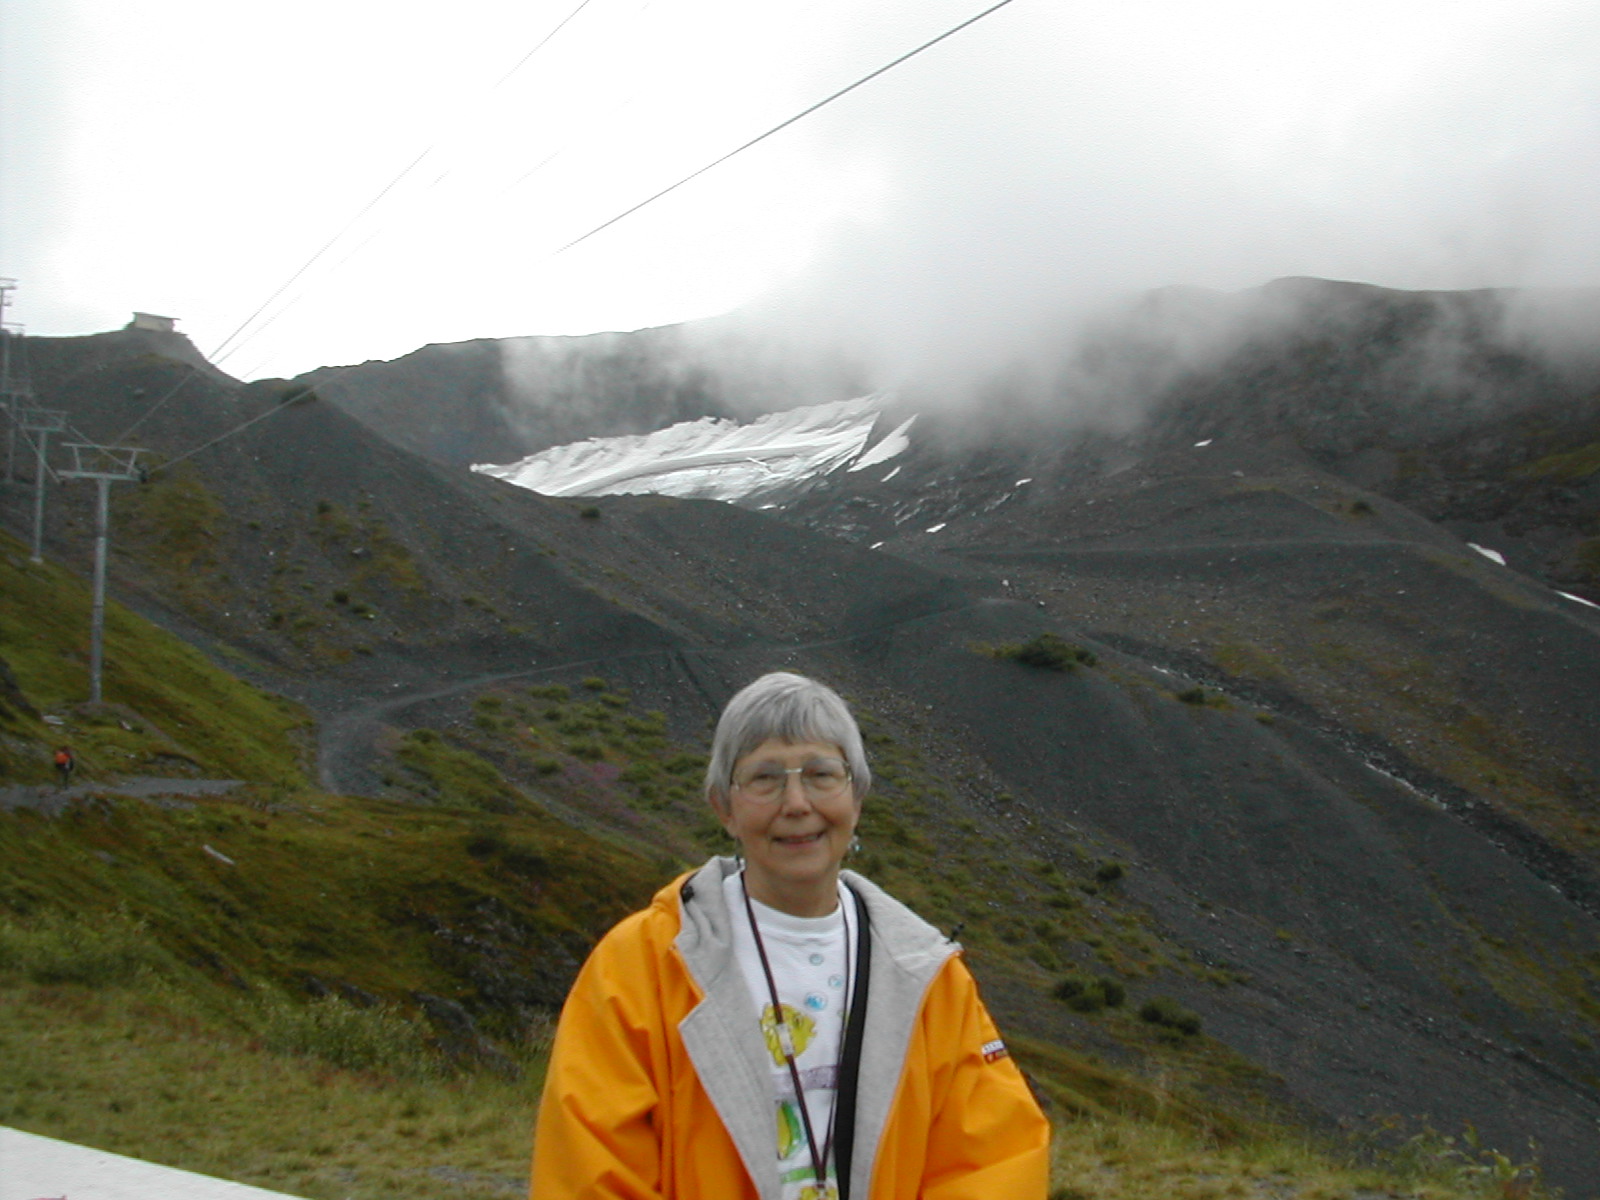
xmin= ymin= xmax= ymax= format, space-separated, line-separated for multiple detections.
xmin=705 ymin=672 xmax=871 ymax=811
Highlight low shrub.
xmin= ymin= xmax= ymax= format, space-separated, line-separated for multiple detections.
xmin=258 ymin=992 xmax=440 ymax=1078
xmin=998 ymin=632 xmax=1097 ymax=672
xmin=1139 ymin=995 xmax=1202 ymax=1035
xmin=1051 ymin=972 xmax=1126 ymax=1013
xmin=0 ymin=909 xmax=166 ymax=986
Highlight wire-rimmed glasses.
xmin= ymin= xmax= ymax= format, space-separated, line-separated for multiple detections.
xmin=731 ymin=757 xmax=852 ymax=803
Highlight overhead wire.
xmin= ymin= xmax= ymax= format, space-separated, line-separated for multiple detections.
xmin=556 ymin=0 xmax=1024 ymax=253
xmin=148 ymin=391 xmax=311 ymax=476
xmin=204 ymin=0 xmax=601 ymax=373
xmin=208 ymin=147 xmax=433 ymax=369
xmin=136 ymin=0 xmax=1027 ymax=476
xmin=98 ymin=0 xmax=605 ymax=473
xmin=112 ymin=364 xmax=201 ymax=443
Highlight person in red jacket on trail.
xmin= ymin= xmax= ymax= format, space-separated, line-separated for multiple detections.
xmin=54 ymin=746 xmax=75 ymax=789
xmin=531 ymin=672 xmax=1049 ymax=1200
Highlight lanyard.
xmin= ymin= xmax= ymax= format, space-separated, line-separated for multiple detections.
xmin=740 ymin=876 xmax=853 ymax=1195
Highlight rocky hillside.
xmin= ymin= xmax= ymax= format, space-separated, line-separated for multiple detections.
xmin=4 ymin=280 xmax=1600 ymax=1195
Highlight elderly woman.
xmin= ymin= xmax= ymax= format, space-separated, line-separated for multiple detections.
xmin=531 ymin=672 xmax=1049 ymax=1199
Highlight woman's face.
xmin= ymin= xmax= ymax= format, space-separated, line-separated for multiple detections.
xmin=721 ymin=738 xmax=861 ymax=917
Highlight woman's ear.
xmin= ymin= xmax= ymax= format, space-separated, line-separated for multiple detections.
xmin=708 ymin=792 xmax=737 ymax=838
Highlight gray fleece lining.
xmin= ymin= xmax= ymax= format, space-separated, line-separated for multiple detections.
xmin=673 ymin=858 xmax=955 ymax=1200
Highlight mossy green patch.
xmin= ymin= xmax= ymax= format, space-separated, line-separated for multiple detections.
xmin=1516 ymin=439 xmax=1600 ymax=481
xmin=0 ymin=529 xmax=311 ymax=784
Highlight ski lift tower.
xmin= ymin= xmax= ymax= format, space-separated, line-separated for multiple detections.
xmin=58 ymin=443 xmax=147 ymax=703
xmin=18 ymin=406 xmax=68 ymax=562
xmin=1 ymin=277 xmax=28 ymax=484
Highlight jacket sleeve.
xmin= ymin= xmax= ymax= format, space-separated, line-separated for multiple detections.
xmin=530 ymin=913 xmax=669 ymax=1200
xmin=917 ymin=956 xmax=1051 ymax=1200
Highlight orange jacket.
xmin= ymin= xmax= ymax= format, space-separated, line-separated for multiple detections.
xmin=531 ymin=859 xmax=1049 ymax=1199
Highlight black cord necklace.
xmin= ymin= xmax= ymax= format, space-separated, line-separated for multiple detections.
xmin=741 ymin=875 xmax=853 ymax=1198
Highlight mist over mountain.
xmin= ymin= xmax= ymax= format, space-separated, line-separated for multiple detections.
xmin=6 ymin=276 xmax=1600 ymax=1195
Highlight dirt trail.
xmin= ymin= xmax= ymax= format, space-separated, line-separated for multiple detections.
xmin=0 ymin=777 xmax=244 ymax=815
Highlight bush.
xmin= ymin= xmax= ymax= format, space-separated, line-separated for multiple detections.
xmin=1051 ymin=972 xmax=1125 ymax=1013
xmin=1177 ymin=687 xmax=1207 ymax=705
xmin=1139 ymin=995 xmax=1202 ymax=1035
xmin=0 ymin=909 xmax=166 ymax=986
xmin=1095 ymin=860 xmax=1125 ymax=884
xmin=258 ymin=993 xmax=439 ymax=1077
xmin=1000 ymin=632 xmax=1097 ymax=672
xmin=578 ymin=506 xmax=601 ymax=520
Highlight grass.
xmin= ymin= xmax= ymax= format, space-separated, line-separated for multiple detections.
xmin=0 ymin=979 xmax=538 ymax=1200
xmin=1515 ymin=439 xmax=1600 ymax=482
xmin=0 ymin=529 xmax=314 ymax=785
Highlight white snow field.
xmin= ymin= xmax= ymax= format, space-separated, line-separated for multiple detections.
xmin=0 ymin=1127 xmax=307 ymax=1200
xmin=474 ymin=394 xmax=907 ymax=503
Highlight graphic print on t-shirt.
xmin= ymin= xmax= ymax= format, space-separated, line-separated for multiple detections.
xmin=760 ymin=1003 xmax=816 ymax=1065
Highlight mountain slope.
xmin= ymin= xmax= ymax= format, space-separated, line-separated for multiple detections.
xmin=6 ymin=287 xmax=1600 ymax=1194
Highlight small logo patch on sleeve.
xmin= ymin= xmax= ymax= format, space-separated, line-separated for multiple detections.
xmin=981 ymin=1038 xmax=1009 ymax=1063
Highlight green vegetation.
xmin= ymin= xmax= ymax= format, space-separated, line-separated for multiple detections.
xmin=1516 ymin=438 xmax=1600 ymax=481
xmin=1052 ymin=972 xmax=1126 ymax=1013
xmin=1140 ymin=995 xmax=1203 ymax=1036
xmin=0 ymin=529 xmax=312 ymax=785
xmin=983 ymin=632 xmax=1098 ymax=672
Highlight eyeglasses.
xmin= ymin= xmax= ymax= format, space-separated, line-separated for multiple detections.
xmin=731 ymin=758 xmax=853 ymax=802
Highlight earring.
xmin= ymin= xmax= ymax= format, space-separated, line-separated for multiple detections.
xmin=848 ymin=836 xmax=862 ymax=856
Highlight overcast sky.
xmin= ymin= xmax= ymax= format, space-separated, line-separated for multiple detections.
xmin=3 ymin=0 xmax=1598 ymax=382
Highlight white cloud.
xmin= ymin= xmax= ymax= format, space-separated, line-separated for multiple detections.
xmin=5 ymin=0 xmax=1598 ymax=382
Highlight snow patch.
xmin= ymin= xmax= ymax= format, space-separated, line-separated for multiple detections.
xmin=1468 ymin=543 xmax=1506 ymax=566
xmin=925 ymin=523 xmax=947 ymax=533
xmin=1557 ymin=590 xmax=1600 ymax=610
xmin=881 ymin=466 xmax=901 ymax=482
xmin=474 ymin=394 xmax=887 ymax=505
xmin=1014 ymin=477 xmax=1033 ymax=486
xmin=1193 ymin=439 xmax=1213 ymax=448
xmin=849 ymin=414 xmax=916 ymax=472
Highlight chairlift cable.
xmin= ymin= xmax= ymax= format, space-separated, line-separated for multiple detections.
xmin=556 ymin=0 xmax=1024 ymax=254
xmin=112 ymin=364 xmax=202 ymax=444
xmin=207 ymin=0 xmax=601 ymax=370
xmin=148 ymin=393 xmax=307 ymax=476
xmin=209 ymin=149 xmax=433 ymax=368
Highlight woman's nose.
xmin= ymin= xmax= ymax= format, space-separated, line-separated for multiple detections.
xmin=777 ymin=771 xmax=813 ymax=809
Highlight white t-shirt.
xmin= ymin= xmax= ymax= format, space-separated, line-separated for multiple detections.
xmin=723 ymin=873 xmax=854 ymax=1200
